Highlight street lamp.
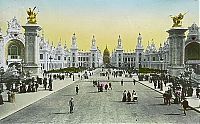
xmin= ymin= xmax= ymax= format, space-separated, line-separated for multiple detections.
xmin=49 ymin=56 xmax=53 ymax=70
xmin=0 ymin=67 xmax=4 ymax=105
xmin=160 ymin=58 xmax=164 ymax=91
xmin=0 ymin=67 xmax=4 ymax=93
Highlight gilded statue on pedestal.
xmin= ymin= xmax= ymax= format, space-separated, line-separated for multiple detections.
xmin=27 ymin=7 xmax=38 ymax=24
xmin=170 ymin=12 xmax=187 ymax=27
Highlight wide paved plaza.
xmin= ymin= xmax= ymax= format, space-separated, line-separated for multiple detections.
xmin=0 ymin=72 xmax=200 ymax=124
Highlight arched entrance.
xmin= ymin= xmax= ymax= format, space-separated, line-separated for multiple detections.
xmin=185 ymin=42 xmax=200 ymax=62
xmin=5 ymin=39 xmax=25 ymax=66
xmin=185 ymin=42 xmax=200 ymax=74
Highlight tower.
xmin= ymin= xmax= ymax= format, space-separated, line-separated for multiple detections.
xmin=70 ymin=33 xmax=78 ymax=67
xmin=90 ymin=35 xmax=98 ymax=68
xmin=116 ymin=35 xmax=123 ymax=68
xmin=135 ymin=33 xmax=144 ymax=69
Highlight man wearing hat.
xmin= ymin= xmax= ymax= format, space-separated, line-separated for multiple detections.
xmin=69 ymin=97 xmax=74 ymax=113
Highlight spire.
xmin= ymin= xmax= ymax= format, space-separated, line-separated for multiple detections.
xmin=91 ymin=35 xmax=97 ymax=50
xmin=71 ymin=33 xmax=78 ymax=49
xmin=117 ymin=35 xmax=122 ymax=49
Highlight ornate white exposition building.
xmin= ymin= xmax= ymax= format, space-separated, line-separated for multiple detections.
xmin=0 ymin=17 xmax=103 ymax=73
xmin=111 ymin=23 xmax=200 ymax=72
xmin=0 ymin=17 xmax=199 ymax=74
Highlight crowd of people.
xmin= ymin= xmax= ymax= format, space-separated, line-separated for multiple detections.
xmin=122 ymin=90 xmax=137 ymax=102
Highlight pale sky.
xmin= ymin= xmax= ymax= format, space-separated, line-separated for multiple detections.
xmin=0 ymin=0 xmax=199 ymax=52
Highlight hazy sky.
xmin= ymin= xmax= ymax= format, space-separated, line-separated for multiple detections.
xmin=0 ymin=0 xmax=199 ymax=52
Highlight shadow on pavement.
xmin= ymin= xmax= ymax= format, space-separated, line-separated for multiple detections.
xmin=87 ymin=91 xmax=99 ymax=93
xmin=126 ymin=102 xmax=138 ymax=104
xmin=52 ymin=112 xmax=68 ymax=114
xmin=164 ymin=113 xmax=182 ymax=115
xmin=149 ymin=103 xmax=166 ymax=106
xmin=111 ymin=101 xmax=122 ymax=103
xmin=154 ymin=96 xmax=163 ymax=99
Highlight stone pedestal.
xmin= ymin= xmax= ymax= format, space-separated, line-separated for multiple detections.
xmin=22 ymin=24 xmax=41 ymax=77
xmin=167 ymin=27 xmax=187 ymax=77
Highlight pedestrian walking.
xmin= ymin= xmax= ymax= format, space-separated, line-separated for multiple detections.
xmin=122 ymin=90 xmax=126 ymax=102
xmin=105 ymin=84 xmax=108 ymax=92
xmin=109 ymin=82 xmax=112 ymax=90
xmin=49 ymin=76 xmax=53 ymax=91
xmin=75 ymin=85 xmax=79 ymax=95
xmin=43 ymin=77 xmax=47 ymax=90
xmin=182 ymin=98 xmax=188 ymax=115
xmin=35 ymin=83 xmax=39 ymax=92
xmin=127 ymin=91 xmax=131 ymax=102
xmin=154 ymin=81 xmax=157 ymax=89
xmin=69 ymin=97 xmax=74 ymax=113
xmin=121 ymin=79 xmax=123 ymax=86
xmin=133 ymin=79 xmax=136 ymax=85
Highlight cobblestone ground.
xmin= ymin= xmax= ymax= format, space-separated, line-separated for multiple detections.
xmin=0 ymin=75 xmax=200 ymax=123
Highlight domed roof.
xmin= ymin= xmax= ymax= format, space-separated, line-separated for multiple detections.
xmin=103 ymin=45 xmax=110 ymax=56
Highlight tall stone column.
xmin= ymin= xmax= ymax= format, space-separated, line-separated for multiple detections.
xmin=167 ymin=27 xmax=187 ymax=76
xmin=22 ymin=24 xmax=41 ymax=76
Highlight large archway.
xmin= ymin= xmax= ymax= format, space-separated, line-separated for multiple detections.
xmin=185 ymin=42 xmax=200 ymax=62
xmin=185 ymin=42 xmax=200 ymax=74
xmin=5 ymin=39 xmax=25 ymax=65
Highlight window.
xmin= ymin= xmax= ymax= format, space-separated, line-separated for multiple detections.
xmin=58 ymin=56 xmax=61 ymax=60
xmin=125 ymin=58 xmax=127 ymax=62
xmin=131 ymin=58 xmax=133 ymax=61
xmin=73 ymin=57 xmax=75 ymax=62
xmin=152 ymin=57 xmax=156 ymax=61
xmin=40 ymin=54 xmax=43 ymax=60
xmin=78 ymin=57 xmax=80 ymax=61
xmin=9 ymin=45 xmax=19 ymax=59
xmin=64 ymin=57 xmax=66 ymax=60
xmin=68 ymin=57 xmax=70 ymax=61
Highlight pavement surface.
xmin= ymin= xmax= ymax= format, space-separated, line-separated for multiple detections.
xmin=0 ymin=71 xmax=200 ymax=124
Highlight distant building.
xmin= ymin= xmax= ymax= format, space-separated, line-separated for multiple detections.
xmin=0 ymin=17 xmax=103 ymax=73
xmin=111 ymin=23 xmax=200 ymax=71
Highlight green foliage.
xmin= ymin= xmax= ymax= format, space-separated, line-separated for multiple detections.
xmin=139 ymin=68 xmax=166 ymax=73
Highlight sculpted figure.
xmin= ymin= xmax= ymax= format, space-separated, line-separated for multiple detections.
xmin=170 ymin=12 xmax=187 ymax=27
xmin=27 ymin=7 xmax=38 ymax=24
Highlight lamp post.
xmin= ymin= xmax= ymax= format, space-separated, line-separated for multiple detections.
xmin=160 ymin=58 xmax=164 ymax=91
xmin=0 ymin=67 xmax=4 ymax=105
xmin=0 ymin=67 xmax=4 ymax=93
xmin=49 ymin=56 xmax=53 ymax=70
